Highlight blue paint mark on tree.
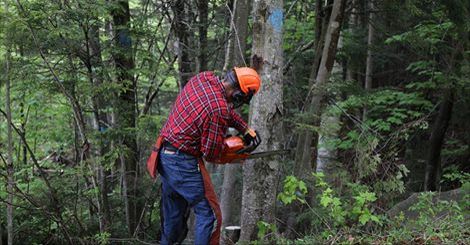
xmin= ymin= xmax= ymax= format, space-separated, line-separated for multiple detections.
xmin=118 ymin=31 xmax=132 ymax=48
xmin=268 ymin=8 xmax=283 ymax=32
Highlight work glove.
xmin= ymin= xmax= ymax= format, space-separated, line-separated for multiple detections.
xmin=237 ymin=128 xmax=261 ymax=154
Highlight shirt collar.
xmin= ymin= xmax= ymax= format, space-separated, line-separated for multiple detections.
xmin=215 ymin=75 xmax=227 ymax=99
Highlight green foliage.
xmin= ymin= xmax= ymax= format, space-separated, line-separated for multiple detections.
xmin=313 ymin=173 xmax=383 ymax=227
xmin=256 ymin=221 xmax=277 ymax=241
xmin=278 ymin=175 xmax=307 ymax=205
xmin=385 ymin=192 xmax=468 ymax=244
xmin=93 ymin=232 xmax=111 ymax=245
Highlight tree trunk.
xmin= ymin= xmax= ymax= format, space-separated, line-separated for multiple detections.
xmin=5 ymin=20 xmax=14 ymax=245
xmin=240 ymin=0 xmax=284 ymax=241
xmin=111 ymin=0 xmax=140 ymax=235
xmin=223 ymin=0 xmax=238 ymax=72
xmin=424 ymin=91 xmax=454 ymax=191
xmin=172 ymin=0 xmax=192 ymax=88
xmin=363 ymin=0 xmax=375 ymax=120
xmin=233 ymin=0 xmax=250 ymax=66
xmin=286 ymin=0 xmax=326 ymax=237
xmin=219 ymin=164 xmax=241 ymax=243
xmin=296 ymin=0 xmax=346 ymax=183
xmin=197 ymin=0 xmax=208 ymax=71
xmin=219 ymin=1 xmax=251 ymax=243
xmin=346 ymin=0 xmax=358 ymax=82
xmin=87 ymin=22 xmax=112 ymax=233
xmin=315 ymin=36 xmax=343 ymax=173
xmin=224 ymin=0 xmax=251 ymax=71
xmin=293 ymin=0 xmax=327 ymax=180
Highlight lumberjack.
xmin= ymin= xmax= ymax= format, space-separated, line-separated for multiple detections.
xmin=147 ymin=67 xmax=262 ymax=244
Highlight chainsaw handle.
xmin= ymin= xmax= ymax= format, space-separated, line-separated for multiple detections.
xmin=239 ymin=130 xmax=261 ymax=154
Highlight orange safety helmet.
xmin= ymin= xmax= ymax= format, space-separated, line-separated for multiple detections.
xmin=233 ymin=67 xmax=261 ymax=94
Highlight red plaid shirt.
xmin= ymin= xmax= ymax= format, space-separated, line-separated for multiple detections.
xmin=160 ymin=71 xmax=248 ymax=161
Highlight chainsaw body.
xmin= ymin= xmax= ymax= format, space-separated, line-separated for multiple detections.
xmin=215 ymin=136 xmax=250 ymax=163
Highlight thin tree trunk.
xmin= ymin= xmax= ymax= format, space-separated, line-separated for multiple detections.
xmin=5 ymin=17 xmax=14 ymax=244
xmin=346 ymin=0 xmax=357 ymax=82
xmin=240 ymin=0 xmax=284 ymax=241
xmin=223 ymin=0 xmax=238 ymax=72
xmin=219 ymin=2 xmax=251 ymax=243
xmin=198 ymin=0 xmax=208 ymax=71
xmin=293 ymin=0 xmax=327 ymax=178
xmin=233 ymin=0 xmax=250 ymax=66
xmin=296 ymin=0 xmax=346 ymax=184
xmin=286 ymin=0 xmax=326 ymax=237
xmin=172 ymin=0 xmax=192 ymax=88
xmin=424 ymin=91 xmax=454 ymax=191
xmin=315 ymin=36 xmax=343 ymax=173
xmin=87 ymin=22 xmax=112 ymax=232
xmin=363 ymin=0 xmax=375 ymax=120
xmin=111 ymin=0 xmax=139 ymax=235
xmin=224 ymin=0 xmax=251 ymax=71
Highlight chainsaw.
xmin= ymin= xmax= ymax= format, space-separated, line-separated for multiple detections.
xmin=215 ymin=135 xmax=290 ymax=163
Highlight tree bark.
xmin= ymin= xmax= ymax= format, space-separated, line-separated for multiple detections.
xmin=224 ymin=0 xmax=251 ymax=71
xmin=315 ymin=36 xmax=343 ymax=173
xmin=111 ymin=0 xmax=140 ymax=235
xmin=286 ymin=0 xmax=327 ymax=237
xmin=4 ymin=16 xmax=14 ymax=244
xmin=223 ymin=0 xmax=238 ymax=72
xmin=293 ymin=0 xmax=327 ymax=179
xmin=424 ymin=91 xmax=454 ymax=191
xmin=172 ymin=0 xmax=192 ymax=88
xmin=346 ymin=0 xmax=358 ymax=82
xmin=197 ymin=0 xmax=208 ymax=71
xmin=87 ymin=21 xmax=112 ymax=233
xmin=240 ymin=0 xmax=284 ymax=241
xmin=363 ymin=0 xmax=375 ymax=120
xmin=296 ymin=0 xmax=346 ymax=184
xmin=233 ymin=0 xmax=250 ymax=66
xmin=219 ymin=1 xmax=251 ymax=243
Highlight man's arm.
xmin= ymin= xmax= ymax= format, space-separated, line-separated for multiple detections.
xmin=228 ymin=110 xmax=248 ymax=133
xmin=201 ymin=112 xmax=228 ymax=162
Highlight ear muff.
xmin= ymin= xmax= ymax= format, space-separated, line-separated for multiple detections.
xmin=231 ymin=89 xmax=255 ymax=108
xmin=232 ymin=90 xmax=246 ymax=108
xmin=226 ymin=70 xmax=255 ymax=108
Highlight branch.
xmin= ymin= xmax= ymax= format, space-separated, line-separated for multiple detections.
xmin=142 ymin=56 xmax=177 ymax=115
xmin=283 ymin=39 xmax=315 ymax=74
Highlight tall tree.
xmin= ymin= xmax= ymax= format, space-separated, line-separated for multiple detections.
xmin=111 ymin=0 xmax=139 ymax=235
xmin=240 ymin=0 xmax=284 ymax=241
xmin=86 ymin=18 xmax=112 ymax=232
xmin=219 ymin=1 xmax=251 ymax=241
xmin=293 ymin=0 xmax=327 ymax=186
xmin=363 ymin=0 xmax=375 ymax=120
xmin=315 ymin=36 xmax=343 ymax=173
xmin=295 ymin=0 xmax=346 ymax=186
xmin=172 ymin=0 xmax=192 ymax=88
xmin=197 ymin=0 xmax=208 ymax=71
xmin=223 ymin=0 xmax=251 ymax=71
xmin=4 ymin=2 xmax=14 ymax=242
xmin=424 ymin=91 xmax=454 ymax=191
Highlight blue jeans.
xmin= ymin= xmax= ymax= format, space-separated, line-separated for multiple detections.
xmin=158 ymin=147 xmax=216 ymax=245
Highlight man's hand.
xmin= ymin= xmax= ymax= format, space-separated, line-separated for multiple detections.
xmin=237 ymin=128 xmax=261 ymax=154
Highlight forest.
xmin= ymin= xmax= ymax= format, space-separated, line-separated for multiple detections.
xmin=0 ymin=0 xmax=469 ymax=244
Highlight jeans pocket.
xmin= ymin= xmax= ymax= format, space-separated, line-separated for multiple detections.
xmin=177 ymin=158 xmax=199 ymax=175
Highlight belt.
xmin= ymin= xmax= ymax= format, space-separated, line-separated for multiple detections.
xmin=162 ymin=141 xmax=178 ymax=151
xmin=162 ymin=140 xmax=197 ymax=157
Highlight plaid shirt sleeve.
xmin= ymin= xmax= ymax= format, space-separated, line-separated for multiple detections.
xmin=228 ymin=110 xmax=248 ymax=133
xmin=201 ymin=112 xmax=229 ymax=161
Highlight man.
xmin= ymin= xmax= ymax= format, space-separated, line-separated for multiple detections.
xmin=146 ymin=67 xmax=262 ymax=244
